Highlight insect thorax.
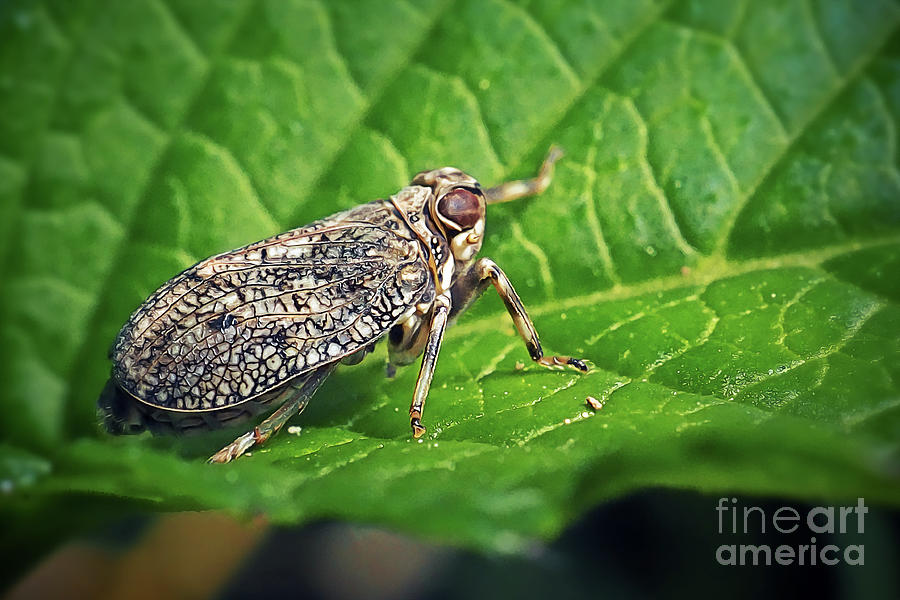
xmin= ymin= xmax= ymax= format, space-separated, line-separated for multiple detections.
xmin=392 ymin=168 xmax=485 ymax=294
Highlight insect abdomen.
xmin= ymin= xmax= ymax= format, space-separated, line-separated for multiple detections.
xmin=100 ymin=373 xmax=310 ymax=435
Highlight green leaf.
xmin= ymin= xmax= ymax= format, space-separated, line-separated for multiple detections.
xmin=1 ymin=0 xmax=899 ymax=553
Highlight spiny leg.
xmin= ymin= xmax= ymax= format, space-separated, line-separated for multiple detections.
xmin=408 ymin=293 xmax=452 ymax=439
xmin=483 ymin=146 xmax=563 ymax=205
xmin=450 ymin=258 xmax=588 ymax=373
xmin=208 ymin=365 xmax=336 ymax=463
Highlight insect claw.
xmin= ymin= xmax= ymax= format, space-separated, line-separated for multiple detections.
xmin=537 ymin=355 xmax=589 ymax=372
xmin=567 ymin=357 xmax=589 ymax=372
xmin=411 ymin=417 xmax=426 ymax=439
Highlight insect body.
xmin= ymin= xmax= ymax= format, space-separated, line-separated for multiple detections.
xmin=99 ymin=148 xmax=587 ymax=462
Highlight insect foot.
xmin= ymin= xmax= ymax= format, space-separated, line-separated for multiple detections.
xmin=410 ymin=412 xmax=427 ymax=439
xmin=208 ymin=430 xmax=258 ymax=464
xmin=536 ymin=355 xmax=589 ymax=372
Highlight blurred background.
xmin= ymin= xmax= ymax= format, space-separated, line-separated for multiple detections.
xmin=5 ymin=491 xmax=900 ymax=599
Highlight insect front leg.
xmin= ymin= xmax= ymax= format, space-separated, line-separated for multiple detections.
xmin=208 ymin=365 xmax=335 ymax=463
xmin=450 ymin=258 xmax=589 ymax=372
xmin=408 ymin=292 xmax=452 ymax=438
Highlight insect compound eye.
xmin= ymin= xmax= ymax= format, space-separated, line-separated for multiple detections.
xmin=436 ymin=188 xmax=482 ymax=231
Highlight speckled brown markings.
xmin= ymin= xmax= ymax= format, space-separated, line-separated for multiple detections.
xmin=101 ymin=147 xmax=587 ymax=462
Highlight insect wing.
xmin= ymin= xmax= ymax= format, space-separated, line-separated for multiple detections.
xmin=112 ymin=201 xmax=430 ymax=411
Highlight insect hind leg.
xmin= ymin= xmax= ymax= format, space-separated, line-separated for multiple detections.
xmin=208 ymin=364 xmax=336 ymax=463
xmin=483 ymin=146 xmax=563 ymax=205
xmin=450 ymin=258 xmax=588 ymax=373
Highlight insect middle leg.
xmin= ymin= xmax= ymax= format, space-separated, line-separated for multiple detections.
xmin=208 ymin=364 xmax=336 ymax=463
xmin=408 ymin=292 xmax=452 ymax=439
xmin=450 ymin=258 xmax=589 ymax=372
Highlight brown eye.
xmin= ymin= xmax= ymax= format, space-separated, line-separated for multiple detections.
xmin=436 ymin=188 xmax=482 ymax=230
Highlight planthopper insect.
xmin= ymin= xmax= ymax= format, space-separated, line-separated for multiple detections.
xmin=99 ymin=148 xmax=588 ymax=463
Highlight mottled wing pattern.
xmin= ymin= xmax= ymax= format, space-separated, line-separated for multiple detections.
xmin=112 ymin=201 xmax=431 ymax=411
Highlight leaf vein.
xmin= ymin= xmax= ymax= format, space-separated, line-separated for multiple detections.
xmin=800 ymin=0 xmax=841 ymax=77
xmin=715 ymin=17 xmax=900 ymax=253
xmin=580 ymin=127 xmax=621 ymax=284
xmin=510 ymin=220 xmax=555 ymax=299
xmin=621 ymin=96 xmax=699 ymax=256
xmin=499 ymin=0 xmax=675 ymax=174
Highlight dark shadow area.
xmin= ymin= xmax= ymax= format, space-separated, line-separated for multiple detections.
xmin=4 ymin=489 xmax=897 ymax=599
xmin=222 ymin=490 xmax=900 ymax=600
